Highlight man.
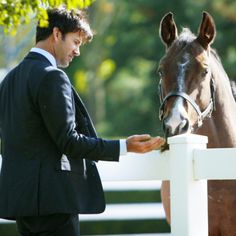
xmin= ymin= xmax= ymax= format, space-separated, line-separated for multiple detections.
xmin=0 ymin=7 xmax=164 ymax=236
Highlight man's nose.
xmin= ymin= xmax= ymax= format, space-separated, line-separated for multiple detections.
xmin=74 ymin=47 xmax=80 ymax=56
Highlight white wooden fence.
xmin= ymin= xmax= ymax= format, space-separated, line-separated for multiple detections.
xmin=95 ymin=133 xmax=236 ymax=236
xmin=1 ymin=133 xmax=236 ymax=236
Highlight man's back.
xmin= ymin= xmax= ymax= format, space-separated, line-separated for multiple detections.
xmin=0 ymin=52 xmax=109 ymax=219
xmin=0 ymin=53 xmax=62 ymax=218
xmin=0 ymin=53 xmax=57 ymax=161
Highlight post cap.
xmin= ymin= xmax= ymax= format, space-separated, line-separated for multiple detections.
xmin=167 ymin=134 xmax=208 ymax=144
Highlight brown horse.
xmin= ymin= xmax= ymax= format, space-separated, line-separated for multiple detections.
xmin=158 ymin=12 xmax=236 ymax=236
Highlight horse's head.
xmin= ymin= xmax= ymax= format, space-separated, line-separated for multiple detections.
xmin=158 ymin=12 xmax=216 ymax=138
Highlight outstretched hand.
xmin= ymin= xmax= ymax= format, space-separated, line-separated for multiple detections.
xmin=126 ymin=134 xmax=165 ymax=153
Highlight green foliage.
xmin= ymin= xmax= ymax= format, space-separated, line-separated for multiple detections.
xmin=0 ymin=0 xmax=95 ymax=35
xmin=1 ymin=0 xmax=236 ymax=139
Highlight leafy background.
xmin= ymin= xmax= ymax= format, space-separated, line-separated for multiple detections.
xmin=1 ymin=0 xmax=236 ymax=140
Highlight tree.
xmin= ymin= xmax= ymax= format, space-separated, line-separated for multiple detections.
xmin=0 ymin=0 xmax=95 ymax=34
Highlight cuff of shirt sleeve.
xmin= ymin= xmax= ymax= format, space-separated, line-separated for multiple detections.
xmin=119 ymin=139 xmax=127 ymax=156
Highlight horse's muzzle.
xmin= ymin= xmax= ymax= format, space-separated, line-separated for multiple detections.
xmin=163 ymin=116 xmax=190 ymax=138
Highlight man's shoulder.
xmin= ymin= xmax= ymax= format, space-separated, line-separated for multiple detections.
xmin=43 ymin=67 xmax=69 ymax=84
xmin=44 ymin=66 xmax=65 ymax=75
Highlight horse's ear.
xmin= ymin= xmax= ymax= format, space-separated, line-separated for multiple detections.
xmin=197 ymin=11 xmax=216 ymax=49
xmin=159 ymin=12 xmax=178 ymax=48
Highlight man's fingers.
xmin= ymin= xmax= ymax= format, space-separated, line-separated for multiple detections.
xmin=132 ymin=134 xmax=151 ymax=142
xmin=126 ymin=135 xmax=165 ymax=153
xmin=139 ymin=137 xmax=165 ymax=152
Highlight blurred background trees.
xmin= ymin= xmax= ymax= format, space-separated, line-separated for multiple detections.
xmin=1 ymin=0 xmax=236 ymax=139
xmin=0 ymin=0 xmax=95 ymax=34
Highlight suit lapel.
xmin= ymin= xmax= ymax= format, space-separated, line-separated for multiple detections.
xmin=72 ymin=86 xmax=97 ymax=138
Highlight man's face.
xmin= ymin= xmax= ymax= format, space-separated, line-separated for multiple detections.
xmin=54 ymin=30 xmax=82 ymax=68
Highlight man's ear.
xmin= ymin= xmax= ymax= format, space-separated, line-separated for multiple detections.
xmin=52 ymin=27 xmax=61 ymax=42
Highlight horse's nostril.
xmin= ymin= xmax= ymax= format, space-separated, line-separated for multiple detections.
xmin=163 ymin=121 xmax=174 ymax=138
xmin=178 ymin=118 xmax=189 ymax=133
xmin=179 ymin=119 xmax=187 ymax=130
xmin=163 ymin=117 xmax=190 ymax=137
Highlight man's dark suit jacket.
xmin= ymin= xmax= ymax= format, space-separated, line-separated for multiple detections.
xmin=0 ymin=52 xmax=120 ymax=220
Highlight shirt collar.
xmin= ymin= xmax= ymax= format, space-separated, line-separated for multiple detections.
xmin=30 ymin=47 xmax=57 ymax=67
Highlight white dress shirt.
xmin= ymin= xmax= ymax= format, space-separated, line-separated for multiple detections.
xmin=30 ymin=47 xmax=127 ymax=156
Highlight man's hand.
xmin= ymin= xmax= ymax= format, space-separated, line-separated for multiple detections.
xmin=126 ymin=134 xmax=165 ymax=153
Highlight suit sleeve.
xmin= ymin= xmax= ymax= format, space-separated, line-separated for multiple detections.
xmin=37 ymin=69 xmax=119 ymax=161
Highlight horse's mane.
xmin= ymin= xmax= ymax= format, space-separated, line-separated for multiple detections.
xmin=210 ymin=48 xmax=222 ymax=63
xmin=230 ymin=80 xmax=236 ymax=101
xmin=169 ymin=28 xmax=195 ymax=52
xmin=176 ymin=29 xmax=221 ymax=64
xmin=209 ymin=48 xmax=236 ymax=102
xmin=177 ymin=28 xmax=195 ymax=43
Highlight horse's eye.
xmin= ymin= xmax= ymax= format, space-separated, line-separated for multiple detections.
xmin=158 ymin=69 xmax=164 ymax=78
xmin=202 ymin=68 xmax=209 ymax=77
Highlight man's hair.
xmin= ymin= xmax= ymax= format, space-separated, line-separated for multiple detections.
xmin=36 ymin=7 xmax=93 ymax=44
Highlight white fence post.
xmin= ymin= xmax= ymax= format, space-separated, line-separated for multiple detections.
xmin=168 ymin=134 xmax=208 ymax=236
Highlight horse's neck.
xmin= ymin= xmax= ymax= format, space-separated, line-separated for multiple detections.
xmin=197 ymin=61 xmax=236 ymax=148
xmin=198 ymin=104 xmax=236 ymax=148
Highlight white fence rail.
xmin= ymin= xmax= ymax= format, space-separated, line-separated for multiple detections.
xmin=96 ymin=134 xmax=236 ymax=236
xmin=1 ymin=134 xmax=236 ymax=236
